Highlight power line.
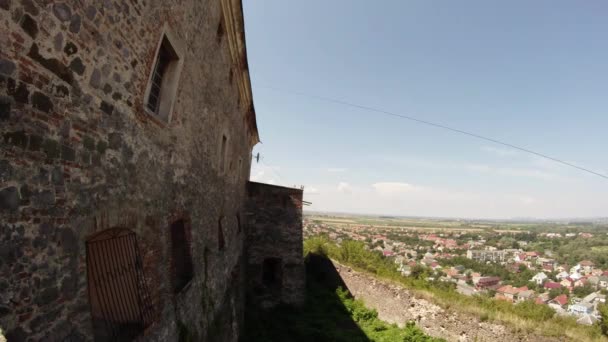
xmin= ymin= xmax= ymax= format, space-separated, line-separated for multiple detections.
xmin=259 ymin=157 xmax=286 ymax=183
xmin=259 ymin=85 xmax=608 ymax=180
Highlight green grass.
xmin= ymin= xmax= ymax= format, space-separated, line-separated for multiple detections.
xmin=303 ymin=236 xmax=607 ymax=342
xmin=243 ymin=254 xmax=443 ymax=342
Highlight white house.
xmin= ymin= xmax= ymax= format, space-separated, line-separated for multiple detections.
xmin=531 ymin=272 xmax=548 ymax=285
xmin=568 ymin=302 xmax=593 ymax=316
xmin=570 ymin=272 xmax=583 ymax=281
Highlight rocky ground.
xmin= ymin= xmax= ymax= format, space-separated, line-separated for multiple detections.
xmin=333 ymin=261 xmax=560 ymax=342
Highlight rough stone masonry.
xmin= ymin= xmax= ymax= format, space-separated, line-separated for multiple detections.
xmin=0 ymin=1 xmax=304 ymax=341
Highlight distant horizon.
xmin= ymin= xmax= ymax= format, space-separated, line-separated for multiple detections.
xmin=303 ymin=209 xmax=608 ymax=223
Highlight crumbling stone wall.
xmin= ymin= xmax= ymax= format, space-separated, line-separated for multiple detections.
xmin=0 ymin=0 xmax=256 ymax=341
xmin=245 ymin=182 xmax=305 ymax=308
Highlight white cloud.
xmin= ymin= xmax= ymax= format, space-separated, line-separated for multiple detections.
xmin=465 ymin=163 xmax=569 ymax=181
xmin=304 ymin=177 xmax=608 ymax=219
xmin=327 ymin=168 xmax=348 ymax=173
xmin=306 ymin=187 xmax=319 ymax=194
xmin=519 ymin=196 xmax=536 ymax=205
xmin=337 ymin=182 xmax=352 ymax=193
xmin=250 ymin=162 xmax=284 ymax=185
xmin=250 ymin=170 xmax=265 ymax=182
xmin=481 ymin=145 xmax=518 ymax=157
xmin=372 ymin=182 xmax=416 ymax=195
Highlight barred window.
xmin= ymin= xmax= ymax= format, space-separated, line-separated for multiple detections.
xmin=86 ymin=228 xmax=155 ymax=341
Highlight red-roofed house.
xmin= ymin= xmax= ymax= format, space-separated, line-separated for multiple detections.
xmin=526 ymin=251 xmax=540 ymax=259
xmin=476 ymin=276 xmax=501 ymax=289
xmin=544 ymin=282 xmax=561 ymax=290
xmin=549 ymin=294 xmax=569 ymax=308
xmin=560 ymin=278 xmax=574 ymax=289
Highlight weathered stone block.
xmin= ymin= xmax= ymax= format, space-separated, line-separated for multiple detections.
xmin=32 ymin=91 xmax=53 ymax=113
xmin=0 ymin=0 xmax=9 ymax=11
xmin=20 ymin=14 xmax=38 ymax=38
xmin=28 ymin=134 xmax=42 ymax=151
xmin=95 ymin=140 xmax=107 ymax=154
xmin=27 ymin=44 xmax=74 ymax=85
xmin=42 ymin=139 xmax=60 ymax=159
xmin=69 ymin=14 xmax=81 ymax=33
xmin=82 ymin=136 xmax=95 ymax=150
xmin=52 ymin=3 xmax=71 ymax=21
xmin=20 ymin=184 xmax=31 ymax=204
xmin=32 ymin=190 xmax=55 ymax=207
xmin=69 ymin=57 xmax=85 ymax=75
xmin=59 ymin=228 xmax=77 ymax=253
xmin=7 ymin=78 xmax=29 ymax=104
xmin=0 ymin=186 xmax=20 ymax=211
xmin=5 ymin=327 xmax=27 ymax=342
xmin=89 ymin=68 xmax=101 ymax=88
xmin=21 ymin=0 xmax=38 ymax=15
xmin=108 ymin=133 xmax=122 ymax=150
xmin=0 ymin=97 xmax=10 ymax=120
xmin=61 ymin=145 xmax=75 ymax=161
xmin=35 ymin=286 xmax=59 ymax=306
xmin=100 ymin=100 xmax=113 ymax=115
xmin=0 ymin=58 xmax=16 ymax=76
xmin=85 ymin=5 xmax=96 ymax=20
xmin=0 ymin=160 xmax=12 ymax=181
xmin=51 ymin=167 xmax=63 ymax=185
xmin=53 ymin=32 xmax=64 ymax=52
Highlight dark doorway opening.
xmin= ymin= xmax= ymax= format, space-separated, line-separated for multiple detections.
xmin=262 ymin=257 xmax=283 ymax=291
xmin=170 ymin=219 xmax=193 ymax=293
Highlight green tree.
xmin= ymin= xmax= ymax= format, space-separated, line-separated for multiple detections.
xmin=548 ymin=287 xmax=568 ymax=299
xmin=410 ymin=265 xmax=427 ymax=280
xmin=599 ymin=303 xmax=608 ymax=336
xmin=572 ymin=284 xmax=595 ymax=298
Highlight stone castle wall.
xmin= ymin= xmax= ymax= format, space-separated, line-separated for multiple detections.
xmin=0 ymin=0 xmax=258 ymax=340
xmin=245 ymin=182 xmax=306 ymax=308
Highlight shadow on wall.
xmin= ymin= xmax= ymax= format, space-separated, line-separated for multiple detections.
xmin=242 ymin=253 xmax=370 ymax=342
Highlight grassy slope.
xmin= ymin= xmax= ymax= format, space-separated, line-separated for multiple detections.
xmin=304 ymin=236 xmax=607 ymax=342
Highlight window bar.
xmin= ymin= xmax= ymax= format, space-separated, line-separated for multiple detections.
xmin=87 ymin=243 xmax=114 ymax=341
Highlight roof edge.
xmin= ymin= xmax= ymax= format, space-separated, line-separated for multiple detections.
xmin=221 ymin=0 xmax=260 ymax=146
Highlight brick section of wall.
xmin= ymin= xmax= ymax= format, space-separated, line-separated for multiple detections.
xmin=245 ymin=182 xmax=305 ymax=308
xmin=0 ymin=1 xmax=254 ymax=341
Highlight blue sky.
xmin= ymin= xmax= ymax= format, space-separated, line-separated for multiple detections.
xmin=242 ymin=1 xmax=608 ymax=219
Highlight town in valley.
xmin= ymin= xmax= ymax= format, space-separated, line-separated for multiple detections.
xmin=305 ymin=213 xmax=608 ymax=326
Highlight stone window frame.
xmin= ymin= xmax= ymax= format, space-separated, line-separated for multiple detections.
xmin=143 ymin=23 xmax=185 ymax=123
